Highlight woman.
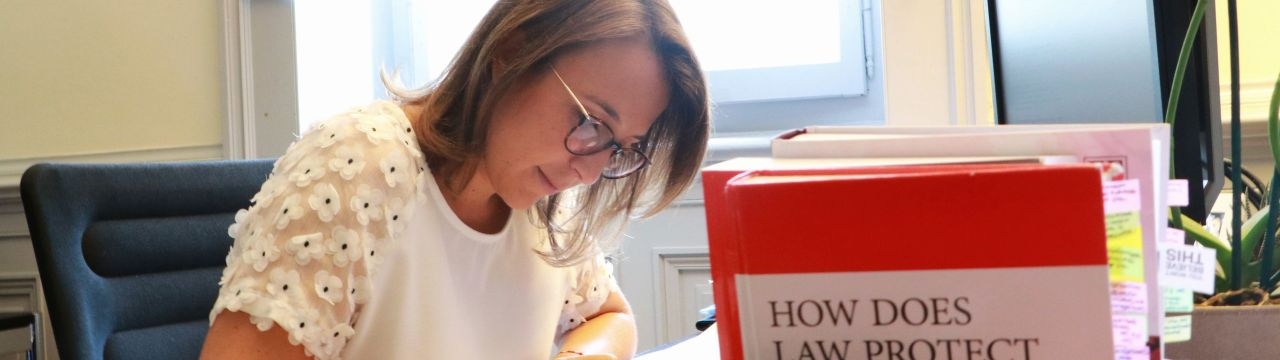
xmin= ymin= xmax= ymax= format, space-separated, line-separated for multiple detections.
xmin=199 ymin=0 xmax=708 ymax=359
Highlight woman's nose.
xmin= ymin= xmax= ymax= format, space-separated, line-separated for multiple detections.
xmin=569 ymin=149 xmax=612 ymax=186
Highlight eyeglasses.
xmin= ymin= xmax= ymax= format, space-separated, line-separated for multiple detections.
xmin=551 ymin=67 xmax=650 ymax=179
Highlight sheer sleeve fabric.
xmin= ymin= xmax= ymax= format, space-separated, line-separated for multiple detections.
xmin=210 ymin=102 xmax=424 ymax=359
xmin=554 ymin=252 xmax=622 ymax=341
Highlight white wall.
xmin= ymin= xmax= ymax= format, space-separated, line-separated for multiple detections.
xmin=0 ymin=1 xmax=225 ymax=165
xmin=0 ymin=2 xmax=229 ymax=358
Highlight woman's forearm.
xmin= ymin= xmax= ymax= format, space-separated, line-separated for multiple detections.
xmin=558 ymin=311 xmax=638 ymax=360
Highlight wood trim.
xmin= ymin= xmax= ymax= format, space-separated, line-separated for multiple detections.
xmin=1221 ymin=80 xmax=1277 ymax=123
xmin=222 ymin=0 xmax=256 ymax=160
xmin=0 ymin=145 xmax=224 ymax=190
xmin=651 ymin=248 xmax=710 ymax=344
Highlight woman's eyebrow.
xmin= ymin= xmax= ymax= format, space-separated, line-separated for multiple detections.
xmin=584 ymin=94 xmax=621 ymax=124
xmin=583 ymin=95 xmax=644 ymax=142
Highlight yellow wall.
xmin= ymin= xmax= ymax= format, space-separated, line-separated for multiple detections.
xmin=1215 ymin=0 xmax=1280 ymax=122
xmin=0 ymin=1 xmax=223 ymax=160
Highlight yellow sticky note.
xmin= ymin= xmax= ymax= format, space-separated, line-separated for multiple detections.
xmin=1108 ymin=242 xmax=1145 ymax=282
xmin=1164 ymin=315 xmax=1192 ymax=343
xmin=1106 ymin=212 xmax=1142 ymax=238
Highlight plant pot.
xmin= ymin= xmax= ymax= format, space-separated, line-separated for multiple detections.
xmin=1164 ymin=306 xmax=1280 ymax=359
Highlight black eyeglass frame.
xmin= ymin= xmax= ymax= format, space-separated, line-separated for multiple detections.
xmin=552 ymin=67 xmax=651 ymax=179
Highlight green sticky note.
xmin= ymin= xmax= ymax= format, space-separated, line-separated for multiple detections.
xmin=1108 ymin=242 xmax=1145 ymax=282
xmin=1106 ymin=212 xmax=1142 ymax=238
xmin=1164 ymin=315 xmax=1192 ymax=343
xmin=1163 ymin=287 xmax=1194 ymax=313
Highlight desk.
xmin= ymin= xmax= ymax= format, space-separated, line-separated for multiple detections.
xmin=0 ymin=313 xmax=33 ymax=360
xmin=636 ymin=324 xmax=720 ymax=359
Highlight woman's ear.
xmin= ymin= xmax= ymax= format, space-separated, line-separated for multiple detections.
xmin=490 ymin=31 xmax=527 ymax=75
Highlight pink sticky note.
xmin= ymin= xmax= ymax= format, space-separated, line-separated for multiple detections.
xmin=1164 ymin=227 xmax=1186 ymax=246
xmin=1112 ymin=313 xmax=1148 ymax=348
xmin=1110 ymin=282 xmax=1148 ymax=315
xmin=1168 ymin=179 xmax=1189 ymax=207
xmin=1103 ymin=179 xmax=1142 ymax=214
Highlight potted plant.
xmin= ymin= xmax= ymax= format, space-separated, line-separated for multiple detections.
xmin=1161 ymin=0 xmax=1280 ymax=358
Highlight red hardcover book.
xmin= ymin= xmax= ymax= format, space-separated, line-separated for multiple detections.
xmin=703 ymin=162 xmax=1114 ymax=359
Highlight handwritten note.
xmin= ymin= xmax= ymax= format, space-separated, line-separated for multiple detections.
xmin=1110 ymin=282 xmax=1148 ymax=315
xmin=1163 ymin=287 xmax=1194 ymax=313
xmin=1164 ymin=315 xmax=1193 ymax=343
xmin=1112 ymin=313 xmax=1149 ymax=348
xmin=1103 ymin=179 xmax=1142 ymax=214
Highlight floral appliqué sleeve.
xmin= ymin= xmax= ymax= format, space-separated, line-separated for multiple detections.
xmin=210 ymin=102 xmax=425 ymax=359
xmin=555 ymin=252 xmax=621 ymax=341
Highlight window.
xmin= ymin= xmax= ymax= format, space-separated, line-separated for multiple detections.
xmin=290 ymin=0 xmax=877 ymax=139
xmin=391 ymin=0 xmax=867 ymax=104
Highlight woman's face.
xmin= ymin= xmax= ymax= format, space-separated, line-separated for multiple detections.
xmin=481 ymin=36 xmax=670 ymax=210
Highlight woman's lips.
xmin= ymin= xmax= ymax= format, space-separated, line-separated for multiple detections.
xmin=538 ymin=167 xmax=561 ymax=194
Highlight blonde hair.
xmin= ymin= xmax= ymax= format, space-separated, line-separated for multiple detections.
xmin=385 ymin=0 xmax=709 ymax=266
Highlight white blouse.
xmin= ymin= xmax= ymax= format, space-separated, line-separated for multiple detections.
xmin=210 ymin=101 xmax=618 ymax=359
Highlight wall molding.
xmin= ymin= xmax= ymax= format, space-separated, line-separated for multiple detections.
xmin=1221 ymin=120 xmax=1273 ymax=169
xmin=1221 ymin=80 xmax=1277 ymax=123
xmin=222 ymin=0 xmax=256 ymax=160
xmin=0 ymin=144 xmax=224 ymax=194
xmin=650 ymin=248 xmax=710 ymax=344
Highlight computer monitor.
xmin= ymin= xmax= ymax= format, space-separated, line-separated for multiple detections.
xmin=987 ymin=0 xmax=1224 ymax=222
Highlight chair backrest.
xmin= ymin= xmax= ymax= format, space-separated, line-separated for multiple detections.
xmin=20 ymin=160 xmax=273 ymax=360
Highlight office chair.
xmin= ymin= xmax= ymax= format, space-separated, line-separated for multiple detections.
xmin=21 ymin=160 xmax=273 ymax=359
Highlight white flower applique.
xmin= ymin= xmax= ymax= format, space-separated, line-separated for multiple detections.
xmin=227 ymin=208 xmax=252 ymax=239
xmin=218 ymin=258 xmax=235 ymax=286
xmin=286 ymin=232 xmax=326 ymax=266
xmin=328 ymin=146 xmax=366 ymax=180
xmin=290 ymin=157 xmax=328 ymax=188
xmin=307 ymin=183 xmax=342 ymax=222
xmin=267 ymin=268 xmax=305 ymax=303
xmin=384 ymin=197 xmax=411 ymax=237
xmin=327 ymin=226 xmax=363 ymax=267
xmin=557 ymin=292 xmax=589 ymax=334
xmin=252 ymin=175 xmax=286 ymax=209
xmin=321 ymin=323 xmax=357 ymax=358
xmin=315 ymin=121 xmax=346 ymax=149
xmin=242 ymin=233 xmax=280 ymax=272
xmin=250 ymin=314 xmax=277 ymax=332
xmin=355 ymin=115 xmax=396 ymax=144
xmin=275 ymin=194 xmax=308 ymax=230
xmin=313 ymin=270 xmax=345 ymax=305
xmin=362 ymin=231 xmax=388 ymax=272
xmin=280 ymin=305 xmax=322 ymax=347
xmin=224 ymin=277 xmax=262 ymax=312
xmin=379 ymin=153 xmax=412 ymax=188
xmin=277 ymin=141 xmax=309 ymax=173
xmin=398 ymin=126 xmax=420 ymax=158
xmin=349 ymin=184 xmax=385 ymax=226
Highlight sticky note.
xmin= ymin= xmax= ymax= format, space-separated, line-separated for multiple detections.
xmin=1103 ymin=179 xmax=1142 ymax=214
xmin=1106 ymin=212 xmax=1143 ymax=239
xmin=1159 ymin=243 xmax=1217 ymax=294
xmin=1108 ymin=243 xmax=1146 ymax=283
xmin=1114 ymin=346 xmax=1151 ymax=360
xmin=1164 ymin=315 xmax=1193 ymax=343
xmin=1163 ymin=287 xmax=1194 ymax=313
xmin=1164 ymin=227 xmax=1186 ymax=245
xmin=1110 ymin=282 xmax=1148 ymax=315
xmin=1112 ymin=313 xmax=1149 ymax=348
xmin=1168 ymin=179 xmax=1189 ymax=207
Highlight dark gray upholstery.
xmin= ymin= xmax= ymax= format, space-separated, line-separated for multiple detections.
xmin=21 ymin=160 xmax=273 ymax=360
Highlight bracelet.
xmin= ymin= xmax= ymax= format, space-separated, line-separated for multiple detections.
xmin=559 ymin=350 xmax=585 ymax=356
